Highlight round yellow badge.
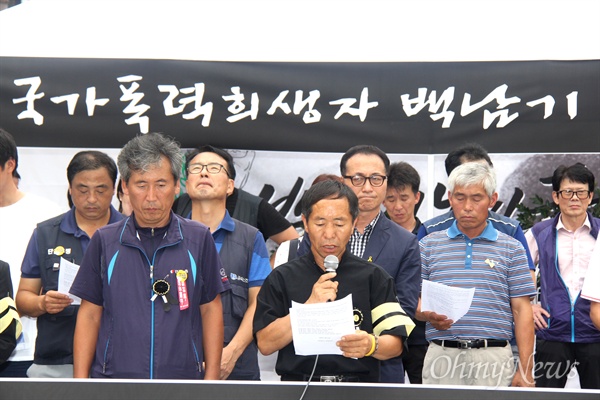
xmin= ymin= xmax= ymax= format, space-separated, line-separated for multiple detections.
xmin=176 ymin=270 xmax=188 ymax=282
xmin=53 ymin=246 xmax=65 ymax=256
xmin=353 ymin=309 xmax=364 ymax=328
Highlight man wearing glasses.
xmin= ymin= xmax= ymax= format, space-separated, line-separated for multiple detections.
xmin=526 ymin=163 xmax=600 ymax=389
xmin=184 ymin=145 xmax=271 ymax=380
xmin=298 ymin=145 xmax=421 ymax=383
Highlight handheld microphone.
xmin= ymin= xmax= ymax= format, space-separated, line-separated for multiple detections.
xmin=324 ymin=255 xmax=339 ymax=273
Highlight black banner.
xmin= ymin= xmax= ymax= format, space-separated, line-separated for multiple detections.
xmin=2 ymin=379 xmax=599 ymax=400
xmin=1 ymin=57 xmax=598 ymax=153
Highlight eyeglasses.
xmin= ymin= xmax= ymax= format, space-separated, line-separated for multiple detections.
xmin=556 ymin=189 xmax=591 ymax=200
xmin=343 ymin=175 xmax=387 ymax=187
xmin=187 ymin=163 xmax=229 ymax=177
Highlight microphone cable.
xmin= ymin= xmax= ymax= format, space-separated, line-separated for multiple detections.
xmin=299 ymin=255 xmax=337 ymax=399
xmin=298 ymin=354 xmax=319 ymax=400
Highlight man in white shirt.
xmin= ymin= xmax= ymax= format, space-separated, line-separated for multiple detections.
xmin=0 ymin=129 xmax=62 ymax=377
xmin=581 ymin=239 xmax=600 ymax=329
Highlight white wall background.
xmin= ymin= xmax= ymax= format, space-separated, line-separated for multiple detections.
xmin=1 ymin=0 xmax=599 ymax=62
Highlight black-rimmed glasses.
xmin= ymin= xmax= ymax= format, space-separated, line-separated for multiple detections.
xmin=187 ymin=163 xmax=229 ymax=177
xmin=556 ymin=189 xmax=591 ymax=200
xmin=343 ymin=175 xmax=387 ymax=187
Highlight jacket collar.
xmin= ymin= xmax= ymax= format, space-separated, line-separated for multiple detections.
xmin=552 ymin=211 xmax=599 ymax=240
xmin=119 ymin=211 xmax=184 ymax=247
xmin=60 ymin=205 xmax=122 ymax=237
xmin=447 ymin=219 xmax=498 ymax=241
xmin=214 ymin=210 xmax=235 ymax=234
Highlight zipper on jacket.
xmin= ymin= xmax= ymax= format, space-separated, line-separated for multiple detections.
xmin=192 ymin=340 xmax=201 ymax=372
xmin=121 ymin=238 xmax=158 ymax=379
xmin=570 ymin=292 xmax=582 ymax=343
xmin=102 ymin=337 xmax=110 ymax=374
xmin=553 ymin=230 xmax=576 ymax=341
xmin=149 ymin=238 xmax=183 ymax=379
xmin=123 ymin=222 xmax=183 ymax=379
xmin=122 ymin=224 xmax=163 ymax=379
xmin=571 ymin=308 xmax=575 ymax=342
xmin=150 ymin=264 xmax=155 ymax=380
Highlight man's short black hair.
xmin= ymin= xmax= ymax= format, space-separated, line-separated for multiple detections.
xmin=387 ymin=162 xmax=420 ymax=194
xmin=67 ymin=151 xmax=118 ymax=187
xmin=185 ymin=145 xmax=236 ymax=180
xmin=301 ymin=180 xmax=359 ymax=221
xmin=0 ymin=128 xmax=19 ymax=178
xmin=444 ymin=143 xmax=493 ymax=176
xmin=552 ymin=163 xmax=595 ymax=192
xmin=340 ymin=145 xmax=390 ymax=176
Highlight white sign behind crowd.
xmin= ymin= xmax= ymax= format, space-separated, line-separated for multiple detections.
xmin=16 ymin=147 xmax=600 ymax=226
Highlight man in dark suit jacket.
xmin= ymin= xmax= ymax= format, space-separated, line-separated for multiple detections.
xmin=0 ymin=260 xmax=21 ymax=366
xmin=298 ymin=145 xmax=421 ymax=383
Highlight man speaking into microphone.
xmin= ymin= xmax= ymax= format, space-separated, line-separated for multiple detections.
xmin=253 ymin=180 xmax=414 ymax=382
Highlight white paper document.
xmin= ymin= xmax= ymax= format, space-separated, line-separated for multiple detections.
xmin=58 ymin=257 xmax=81 ymax=305
xmin=421 ymin=280 xmax=475 ymax=322
xmin=289 ymin=294 xmax=356 ymax=356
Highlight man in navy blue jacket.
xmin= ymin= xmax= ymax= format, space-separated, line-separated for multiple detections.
xmin=71 ymin=133 xmax=228 ymax=380
xmin=299 ymin=145 xmax=420 ymax=383
xmin=17 ymin=151 xmax=122 ymax=378
xmin=526 ymin=163 xmax=600 ymax=389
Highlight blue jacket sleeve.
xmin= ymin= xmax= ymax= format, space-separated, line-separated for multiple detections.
xmin=416 ymin=224 xmax=428 ymax=241
xmin=394 ymin=234 xmax=421 ymax=319
xmin=296 ymin=233 xmax=311 ymax=258
xmin=513 ymin=225 xmax=536 ymax=271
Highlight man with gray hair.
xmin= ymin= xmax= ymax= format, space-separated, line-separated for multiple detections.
xmin=71 ymin=133 xmax=229 ymax=379
xmin=418 ymin=162 xmax=536 ymax=387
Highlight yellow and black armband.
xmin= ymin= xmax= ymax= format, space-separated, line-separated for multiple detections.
xmin=0 ymin=296 xmax=22 ymax=340
xmin=371 ymin=302 xmax=415 ymax=338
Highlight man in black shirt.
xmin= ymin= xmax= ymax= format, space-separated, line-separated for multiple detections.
xmin=0 ymin=260 xmax=20 ymax=365
xmin=253 ymin=180 xmax=414 ymax=382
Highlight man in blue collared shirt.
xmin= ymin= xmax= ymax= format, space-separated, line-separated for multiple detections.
xmin=16 ymin=151 xmax=123 ymax=378
xmin=418 ymin=162 xmax=536 ymax=387
xmin=184 ymin=145 xmax=271 ymax=380
xmin=417 ymin=143 xmax=535 ymax=276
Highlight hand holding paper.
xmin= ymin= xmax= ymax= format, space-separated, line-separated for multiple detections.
xmin=336 ymin=330 xmax=372 ymax=359
xmin=290 ymin=294 xmax=355 ymax=356
xmin=58 ymin=257 xmax=82 ymax=305
xmin=421 ymin=280 xmax=475 ymax=328
xmin=41 ymin=290 xmax=73 ymax=314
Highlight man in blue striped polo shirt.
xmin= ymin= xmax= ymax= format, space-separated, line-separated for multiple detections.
xmin=418 ymin=162 xmax=536 ymax=387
